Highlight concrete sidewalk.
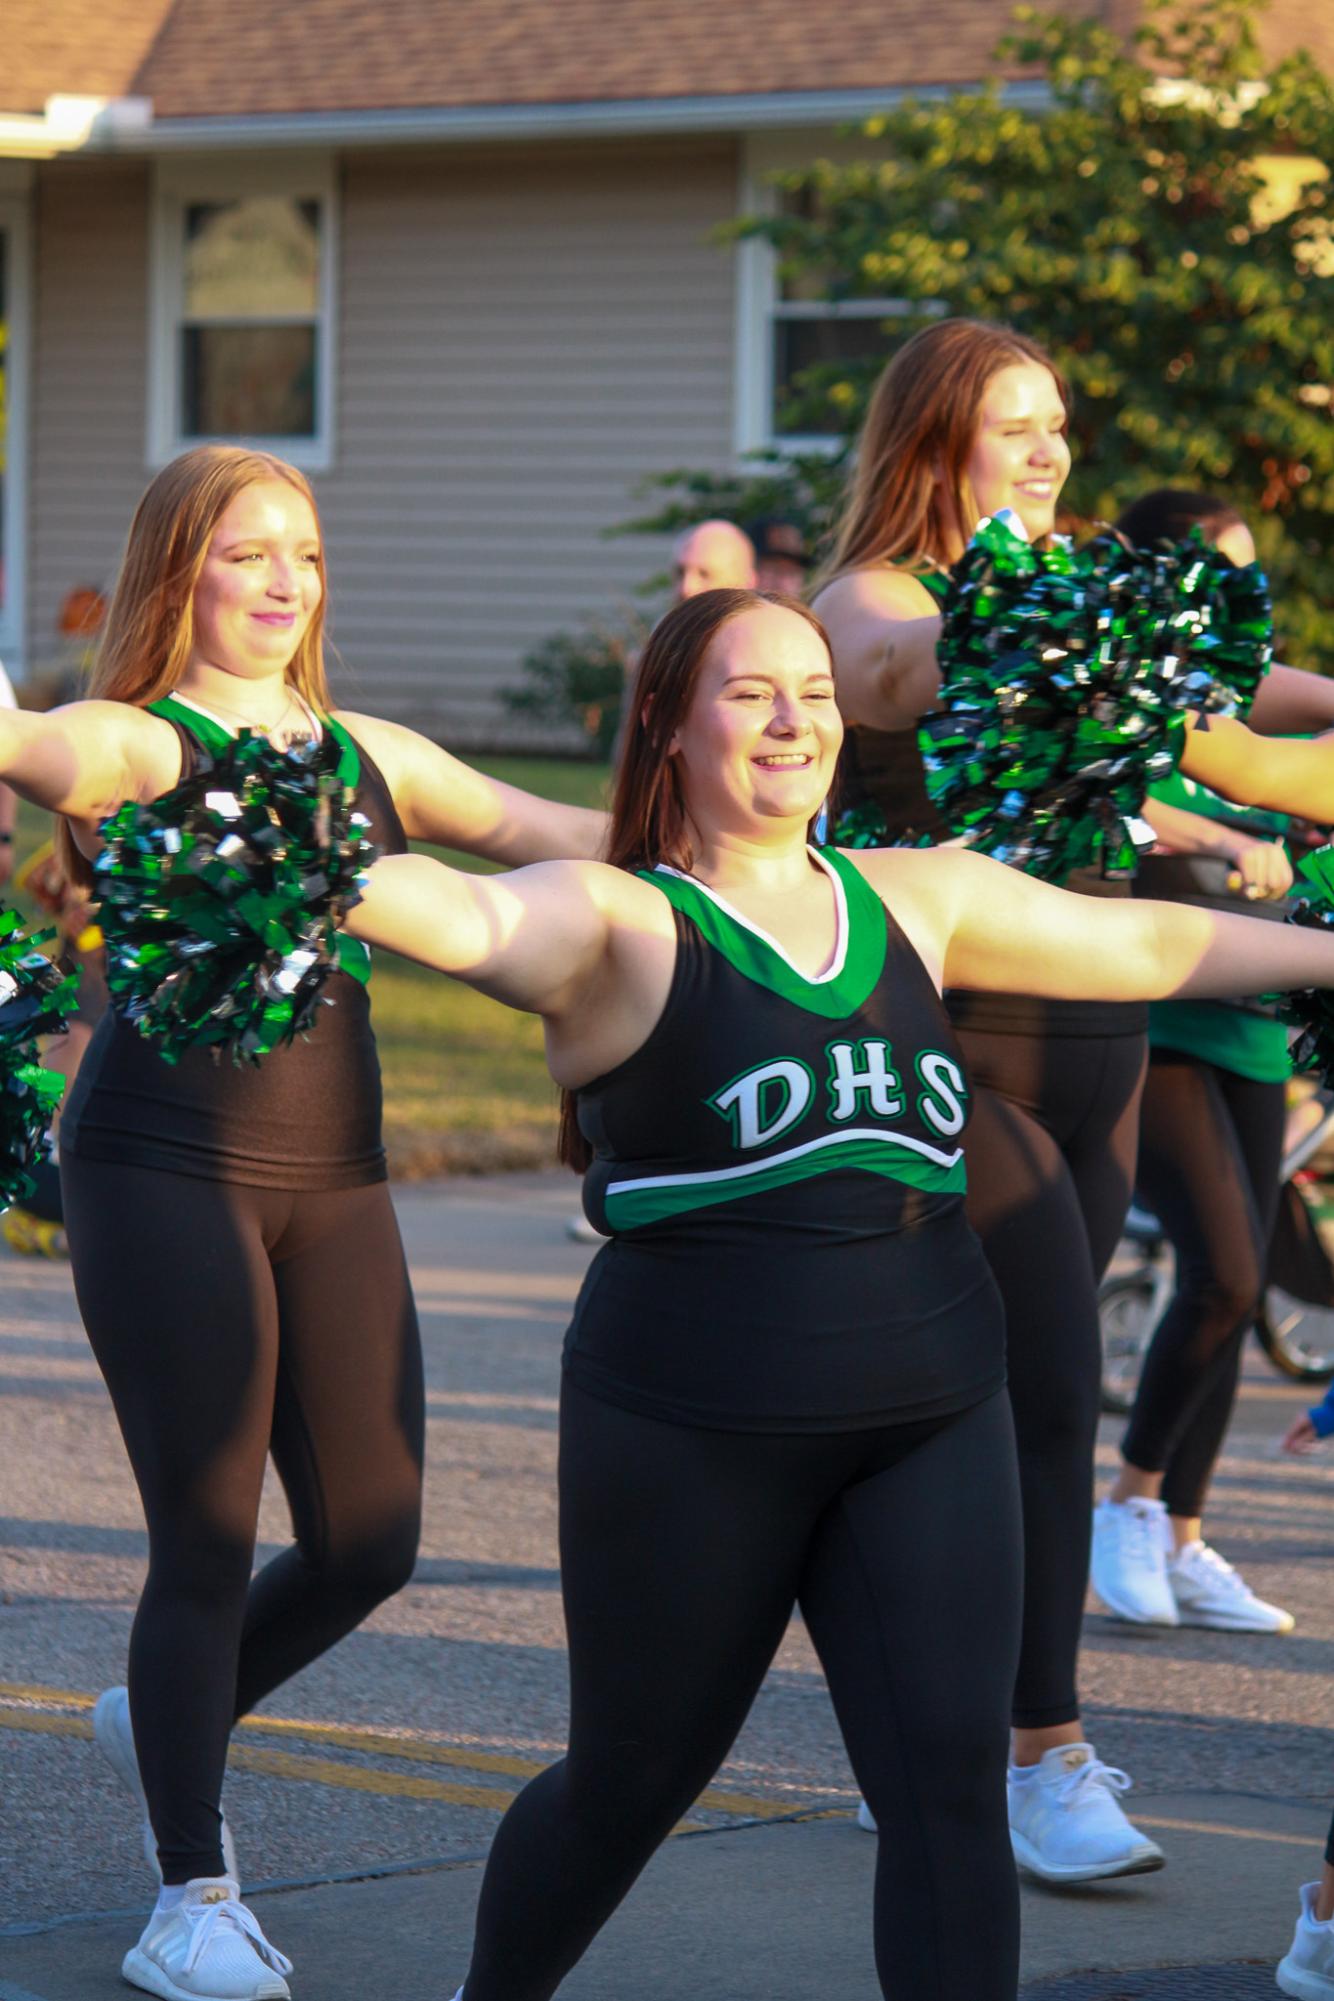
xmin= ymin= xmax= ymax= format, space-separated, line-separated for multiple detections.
xmin=0 ymin=1790 xmax=1325 ymax=1999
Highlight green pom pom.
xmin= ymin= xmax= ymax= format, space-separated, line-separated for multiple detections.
xmin=96 ymin=729 xmax=380 ymax=1065
xmin=919 ymin=516 xmax=1274 ymax=881
xmin=1280 ymin=847 xmax=1334 ymax=1083
xmin=0 ymin=906 xmax=78 ymax=1209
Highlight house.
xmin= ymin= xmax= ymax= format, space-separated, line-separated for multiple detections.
xmin=0 ymin=0 xmax=1324 ymax=744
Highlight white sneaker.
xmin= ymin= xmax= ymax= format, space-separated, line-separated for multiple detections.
xmin=93 ymin=1687 xmax=238 ymax=1882
xmin=1007 ymin=1743 xmax=1165 ymax=1883
xmin=1167 ymin=1540 xmax=1295 ymax=1634
xmin=122 ymin=1880 xmax=292 ymax=2001
xmin=856 ymin=1799 xmax=877 ymax=1833
xmin=1278 ymin=1883 xmax=1334 ymax=1998
xmin=1090 ymin=1497 xmax=1179 ymax=1625
xmin=566 ymin=1214 xmax=608 ymax=1243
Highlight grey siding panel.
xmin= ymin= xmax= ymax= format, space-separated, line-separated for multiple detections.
xmin=323 ymin=140 xmax=738 ymax=743
xmin=24 ymin=139 xmax=739 ymax=746
xmin=27 ymin=162 xmax=152 ymax=675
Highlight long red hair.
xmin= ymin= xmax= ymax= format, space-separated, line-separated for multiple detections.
xmin=821 ymin=318 xmax=1070 ymax=581
xmin=559 ymin=588 xmax=833 ymax=1170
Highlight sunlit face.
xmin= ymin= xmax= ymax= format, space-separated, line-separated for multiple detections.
xmin=961 ymin=362 xmax=1072 ymax=543
xmin=190 ymin=480 xmax=323 ymax=682
xmin=668 ymin=604 xmax=842 ymax=837
xmin=1212 ymin=520 xmax=1257 ymax=568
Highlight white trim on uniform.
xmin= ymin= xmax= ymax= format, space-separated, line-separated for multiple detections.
xmin=656 ymin=844 xmax=850 ymax=985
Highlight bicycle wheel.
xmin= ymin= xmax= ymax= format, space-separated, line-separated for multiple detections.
xmin=1256 ymin=1294 xmax=1334 ymax=1384
xmin=1098 ymin=1272 xmax=1160 ymax=1416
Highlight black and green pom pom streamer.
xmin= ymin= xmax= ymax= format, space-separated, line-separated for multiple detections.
xmin=1281 ymin=847 xmax=1334 ymax=1086
xmin=837 ymin=514 xmax=1273 ymax=880
xmin=0 ymin=907 xmax=78 ymax=1209
xmin=96 ymin=728 xmax=380 ymax=1065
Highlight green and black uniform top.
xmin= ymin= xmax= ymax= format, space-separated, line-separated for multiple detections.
xmin=61 ymin=696 xmax=408 ymax=1189
xmin=564 ymin=845 xmax=1005 ymax=1433
xmin=1135 ymin=768 xmax=1292 ymax=1084
xmin=835 ymin=566 xmax=1145 ymax=1040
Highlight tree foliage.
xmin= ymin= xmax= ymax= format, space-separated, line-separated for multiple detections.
xmin=627 ymin=0 xmax=1332 ymax=665
xmin=501 ymin=615 xmax=650 ymax=757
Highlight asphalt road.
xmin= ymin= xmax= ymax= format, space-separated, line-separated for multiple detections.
xmin=2 ymin=1172 xmax=1332 ymax=1997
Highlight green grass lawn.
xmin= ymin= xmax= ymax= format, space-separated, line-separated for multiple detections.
xmin=11 ymin=755 xmax=612 ymax=1177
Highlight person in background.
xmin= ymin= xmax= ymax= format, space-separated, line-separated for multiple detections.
xmin=671 ymin=519 xmax=757 ymax=602
xmin=1090 ymin=490 xmax=1319 ymax=1638
xmin=750 ymin=517 xmax=810 ymax=598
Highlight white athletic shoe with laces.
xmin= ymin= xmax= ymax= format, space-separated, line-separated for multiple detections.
xmin=122 ymin=1879 xmax=292 ymax=2001
xmin=1166 ymin=1539 xmax=1295 ymax=1634
xmin=1278 ymin=1883 xmax=1334 ymax=1999
xmin=1089 ymin=1497 xmax=1179 ymax=1625
xmin=1007 ymin=1742 xmax=1165 ymax=1883
xmin=93 ymin=1688 xmax=238 ymax=1882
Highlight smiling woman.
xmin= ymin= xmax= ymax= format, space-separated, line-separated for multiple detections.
xmin=811 ymin=316 xmax=1334 ymax=1887
xmin=0 ymin=443 xmax=606 ymax=2001
xmin=339 ymin=586 xmax=1334 ymax=2001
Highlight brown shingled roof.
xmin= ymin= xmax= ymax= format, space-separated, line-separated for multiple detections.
xmin=3 ymin=1 xmax=177 ymax=114
xmin=4 ymin=0 xmax=1327 ymax=123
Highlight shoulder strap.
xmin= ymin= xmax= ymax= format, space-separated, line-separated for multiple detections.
xmin=147 ymin=694 xmax=232 ymax=756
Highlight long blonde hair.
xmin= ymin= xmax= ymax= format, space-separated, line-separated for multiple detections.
xmin=821 ymin=318 xmax=1070 ymax=584
xmin=58 ymin=445 xmax=332 ymax=885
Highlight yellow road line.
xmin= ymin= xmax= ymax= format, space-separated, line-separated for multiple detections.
xmin=1136 ymin=1814 xmax=1320 ymax=1849
xmin=227 ymin=1745 xmax=519 ymax=1812
xmin=0 ymin=1686 xmax=796 ymax=1822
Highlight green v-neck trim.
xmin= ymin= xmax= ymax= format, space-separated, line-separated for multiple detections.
xmin=640 ymin=846 xmax=887 ymax=1019
xmin=148 ymin=695 xmax=361 ymax=789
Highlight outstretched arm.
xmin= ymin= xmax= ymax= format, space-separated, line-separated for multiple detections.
xmin=344 ymin=852 xmax=614 ymax=1015
xmin=1181 ymin=715 xmax=1334 ymax=826
xmin=1247 ymin=664 xmax=1334 ymax=738
xmin=897 ymin=847 xmax=1334 ymax=1004
xmin=0 ymin=702 xmax=180 ymax=824
xmin=337 ymin=713 xmax=606 ymax=865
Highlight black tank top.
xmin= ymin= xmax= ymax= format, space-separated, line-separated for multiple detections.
xmin=61 ymin=703 xmax=408 ymax=1190
xmin=834 ymin=568 xmax=1146 ymax=1040
xmin=563 ymin=846 xmax=1005 ymax=1432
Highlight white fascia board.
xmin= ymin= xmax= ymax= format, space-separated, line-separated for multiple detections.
xmin=32 ymin=81 xmax=1051 ymax=155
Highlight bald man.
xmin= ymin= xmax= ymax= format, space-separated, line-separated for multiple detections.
xmin=671 ymin=519 xmax=757 ymax=601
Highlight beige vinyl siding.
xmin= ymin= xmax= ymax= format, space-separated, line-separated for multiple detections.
xmin=24 ymin=138 xmax=739 ymax=745
xmin=27 ymin=161 xmax=152 ymax=676
xmin=323 ymin=138 xmax=738 ymax=744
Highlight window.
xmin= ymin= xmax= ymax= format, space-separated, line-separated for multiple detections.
xmin=734 ymin=135 xmax=932 ymax=455
xmin=149 ymin=159 xmax=337 ymax=470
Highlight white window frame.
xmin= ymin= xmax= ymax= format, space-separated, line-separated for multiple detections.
xmin=147 ymin=152 xmax=338 ymax=472
xmin=733 ymin=131 xmax=927 ymax=458
xmin=0 ymin=168 xmax=34 ymax=676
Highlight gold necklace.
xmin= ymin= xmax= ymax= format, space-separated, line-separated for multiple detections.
xmin=179 ymin=683 xmax=314 ymax=742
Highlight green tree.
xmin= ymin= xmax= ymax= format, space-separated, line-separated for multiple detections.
xmin=627 ymin=0 xmax=1332 ymax=665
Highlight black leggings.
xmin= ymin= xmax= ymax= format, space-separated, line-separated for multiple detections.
xmin=954 ymin=1024 xmax=1147 ymax=1731
xmin=462 ymin=1382 xmax=1023 ymax=2001
xmin=1121 ymin=1050 xmax=1286 ymax=1518
xmin=61 ymin=1158 xmax=424 ymax=1883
